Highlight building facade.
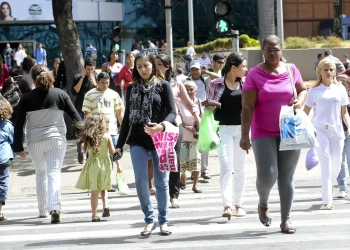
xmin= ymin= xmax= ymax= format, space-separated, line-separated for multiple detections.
xmin=284 ymin=0 xmax=350 ymax=37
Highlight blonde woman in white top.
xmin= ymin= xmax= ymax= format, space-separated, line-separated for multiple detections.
xmin=304 ymin=58 xmax=350 ymax=210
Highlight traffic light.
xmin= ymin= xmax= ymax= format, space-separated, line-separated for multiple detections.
xmin=112 ymin=26 xmax=122 ymax=51
xmin=214 ymin=0 xmax=232 ymax=36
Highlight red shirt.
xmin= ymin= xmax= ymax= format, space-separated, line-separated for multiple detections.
xmin=116 ymin=65 xmax=133 ymax=91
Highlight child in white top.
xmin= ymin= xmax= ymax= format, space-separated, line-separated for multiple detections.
xmin=304 ymin=58 xmax=350 ymax=210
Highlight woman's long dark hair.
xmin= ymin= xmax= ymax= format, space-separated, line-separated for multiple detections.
xmin=0 ymin=2 xmax=13 ymax=20
xmin=155 ymin=54 xmax=175 ymax=82
xmin=107 ymin=50 xmax=118 ymax=63
xmin=222 ymin=52 xmax=246 ymax=81
xmin=132 ymin=52 xmax=163 ymax=84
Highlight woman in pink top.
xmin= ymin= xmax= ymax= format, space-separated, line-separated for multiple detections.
xmin=116 ymin=52 xmax=135 ymax=102
xmin=240 ymin=35 xmax=307 ymax=234
xmin=155 ymin=54 xmax=200 ymax=208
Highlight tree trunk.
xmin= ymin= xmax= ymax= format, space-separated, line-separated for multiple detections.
xmin=52 ymin=0 xmax=84 ymax=139
xmin=334 ymin=0 xmax=343 ymax=38
xmin=257 ymin=0 xmax=275 ymax=47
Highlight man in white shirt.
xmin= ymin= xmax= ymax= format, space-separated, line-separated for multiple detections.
xmin=185 ymin=41 xmax=196 ymax=73
xmin=15 ymin=45 xmax=27 ymax=66
xmin=148 ymin=40 xmax=157 ymax=53
xmin=198 ymin=52 xmax=211 ymax=68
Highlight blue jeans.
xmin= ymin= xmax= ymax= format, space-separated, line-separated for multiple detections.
xmin=130 ymin=145 xmax=169 ymax=225
xmin=337 ymin=135 xmax=350 ymax=191
xmin=4 ymin=57 xmax=11 ymax=68
xmin=0 ymin=160 xmax=11 ymax=205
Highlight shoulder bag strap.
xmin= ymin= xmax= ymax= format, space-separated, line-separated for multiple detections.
xmin=286 ymin=63 xmax=297 ymax=100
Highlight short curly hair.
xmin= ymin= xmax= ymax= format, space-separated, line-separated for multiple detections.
xmin=0 ymin=98 xmax=13 ymax=121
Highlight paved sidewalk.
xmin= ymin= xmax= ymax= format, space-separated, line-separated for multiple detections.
xmin=8 ymin=140 xmax=321 ymax=197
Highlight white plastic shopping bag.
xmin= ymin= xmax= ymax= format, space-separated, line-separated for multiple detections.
xmin=279 ymin=105 xmax=318 ymax=151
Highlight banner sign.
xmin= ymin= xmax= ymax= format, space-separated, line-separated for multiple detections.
xmin=0 ymin=0 xmax=123 ymax=23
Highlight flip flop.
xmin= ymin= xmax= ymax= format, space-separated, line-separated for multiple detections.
xmin=150 ymin=188 xmax=156 ymax=196
xmin=92 ymin=216 xmax=100 ymax=222
xmin=258 ymin=205 xmax=271 ymax=227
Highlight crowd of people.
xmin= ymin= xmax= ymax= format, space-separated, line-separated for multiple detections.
xmin=0 ymin=34 xmax=350 ymax=238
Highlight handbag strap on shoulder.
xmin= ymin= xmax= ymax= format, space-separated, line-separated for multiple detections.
xmin=286 ymin=63 xmax=297 ymax=100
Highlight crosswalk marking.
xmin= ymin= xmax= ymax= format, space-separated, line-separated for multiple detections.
xmin=1 ymin=182 xmax=350 ymax=249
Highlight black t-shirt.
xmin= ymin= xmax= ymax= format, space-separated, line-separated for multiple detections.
xmin=71 ymin=72 xmax=98 ymax=112
xmin=214 ymin=82 xmax=242 ymax=125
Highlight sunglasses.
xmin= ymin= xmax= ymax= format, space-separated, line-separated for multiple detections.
xmin=216 ymin=61 xmax=225 ymax=64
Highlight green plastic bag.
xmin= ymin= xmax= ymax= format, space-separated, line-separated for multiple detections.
xmin=116 ymin=172 xmax=129 ymax=195
xmin=197 ymin=109 xmax=221 ymax=153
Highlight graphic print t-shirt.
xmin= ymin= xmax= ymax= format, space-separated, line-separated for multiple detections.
xmin=82 ymin=88 xmax=124 ymax=135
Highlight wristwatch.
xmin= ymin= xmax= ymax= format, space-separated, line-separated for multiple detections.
xmin=160 ymin=122 xmax=166 ymax=132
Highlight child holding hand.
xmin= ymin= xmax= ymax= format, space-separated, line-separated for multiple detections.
xmin=75 ymin=113 xmax=122 ymax=222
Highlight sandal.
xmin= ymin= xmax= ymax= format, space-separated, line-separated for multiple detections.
xmin=102 ymin=206 xmax=110 ymax=217
xmin=325 ymin=203 xmax=334 ymax=210
xmin=222 ymin=206 xmax=232 ymax=220
xmin=280 ymin=221 xmax=296 ymax=234
xmin=160 ymin=226 xmax=172 ymax=236
xmin=170 ymin=199 xmax=180 ymax=208
xmin=258 ymin=205 xmax=271 ymax=227
xmin=92 ymin=216 xmax=100 ymax=222
xmin=192 ymin=187 xmax=202 ymax=193
xmin=235 ymin=205 xmax=246 ymax=217
xmin=141 ymin=222 xmax=156 ymax=237
xmin=0 ymin=213 xmax=7 ymax=221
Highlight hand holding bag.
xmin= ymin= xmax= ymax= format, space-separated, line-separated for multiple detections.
xmin=197 ymin=109 xmax=221 ymax=153
xmin=279 ymin=64 xmax=317 ymax=151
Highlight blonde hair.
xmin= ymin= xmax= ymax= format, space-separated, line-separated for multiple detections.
xmin=0 ymin=98 xmax=13 ymax=121
xmin=78 ymin=113 xmax=106 ymax=155
xmin=337 ymin=74 xmax=350 ymax=87
xmin=314 ymin=58 xmax=340 ymax=88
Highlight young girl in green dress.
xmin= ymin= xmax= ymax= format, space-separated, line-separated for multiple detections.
xmin=75 ymin=113 xmax=121 ymax=222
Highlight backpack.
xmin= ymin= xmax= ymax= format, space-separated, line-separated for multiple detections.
xmin=1 ymin=77 xmax=23 ymax=108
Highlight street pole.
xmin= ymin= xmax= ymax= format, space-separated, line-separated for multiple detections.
xmin=165 ymin=0 xmax=173 ymax=67
xmin=276 ymin=0 xmax=284 ymax=48
xmin=231 ymin=30 xmax=239 ymax=53
xmin=188 ymin=0 xmax=195 ymax=46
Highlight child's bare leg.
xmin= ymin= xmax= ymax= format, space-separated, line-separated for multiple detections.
xmin=101 ymin=190 xmax=108 ymax=208
xmin=90 ymin=191 xmax=100 ymax=217
xmin=148 ymin=160 xmax=154 ymax=189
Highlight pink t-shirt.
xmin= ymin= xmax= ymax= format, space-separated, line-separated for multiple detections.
xmin=243 ymin=64 xmax=303 ymax=140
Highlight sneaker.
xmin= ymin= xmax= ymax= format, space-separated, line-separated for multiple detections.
xmin=337 ymin=190 xmax=347 ymax=198
xmin=201 ymin=172 xmax=211 ymax=180
xmin=50 ymin=210 xmax=61 ymax=224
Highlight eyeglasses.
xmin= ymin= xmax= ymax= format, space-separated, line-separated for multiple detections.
xmin=216 ymin=61 xmax=225 ymax=64
xmin=264 ymin=49 xmax=281 ymax=53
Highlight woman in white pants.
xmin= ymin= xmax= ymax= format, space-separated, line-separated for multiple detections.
xmin=13 ymin=65 xmax=81 ymax=223
xmin=304 ymin=58 xmax=350 ymax=210
xmin=207 ymin=53 xmax=248 ymax=220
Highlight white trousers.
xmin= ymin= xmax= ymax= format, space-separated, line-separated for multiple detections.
xmin=315 ymin=126 xmax=344 ymax=204
xmin=27 ymin=139 xmax=67 ymax=215
xmin=217 ymin=125 xmax=247 ymax=207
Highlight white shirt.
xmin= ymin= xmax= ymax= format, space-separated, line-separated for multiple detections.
xmin=194 ymin=78 xmax=207 ymax=102
xmin=305 ymin=83 xmax=349 ymax=138
xmin=15 ymin=50 xmax=27 ymax=66
xmin=186 ymin=46 xmax=195 ymax=59
xmin=198 ymin=57 xmax=211 ymax=67
xmin=176 ymin=74 xmax=187 ymax=83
